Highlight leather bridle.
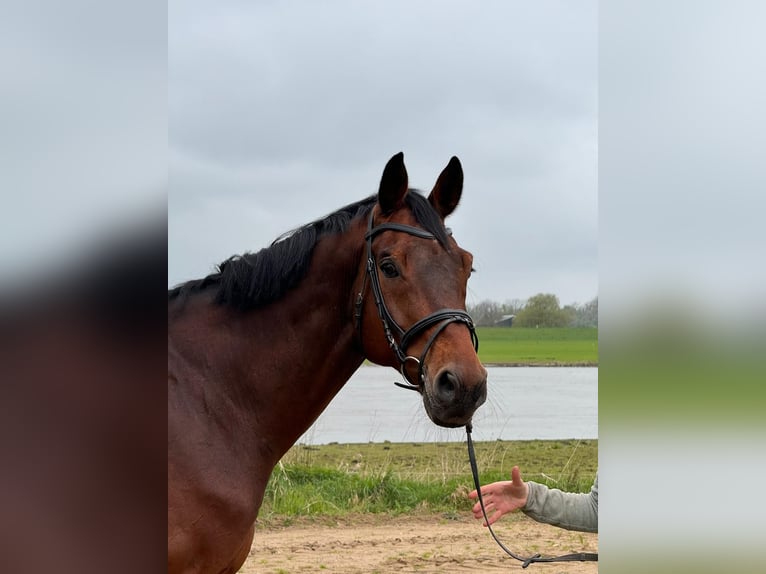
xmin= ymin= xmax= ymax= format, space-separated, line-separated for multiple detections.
xmin=354 ymin=208 xmax=478 ymax=391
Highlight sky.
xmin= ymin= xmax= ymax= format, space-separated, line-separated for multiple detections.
xmin=168 ymin=0 xmax=598 ymax=307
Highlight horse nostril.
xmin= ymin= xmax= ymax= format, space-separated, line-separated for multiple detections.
xmin=435 ymin=370 xmax=459 ymax=403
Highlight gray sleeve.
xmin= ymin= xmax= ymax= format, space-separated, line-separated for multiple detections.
xmin=521 ymin=474 xmax=598 ymax=533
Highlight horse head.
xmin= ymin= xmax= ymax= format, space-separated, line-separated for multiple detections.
xmin=355 ymin=152 xmax=488 ymax=428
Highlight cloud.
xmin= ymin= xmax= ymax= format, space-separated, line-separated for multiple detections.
xmin=169 ymin=0 xmax=598 ymax=304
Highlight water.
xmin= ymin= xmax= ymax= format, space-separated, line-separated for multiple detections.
xmin=298 ymin=366 xmax=597 ymax=444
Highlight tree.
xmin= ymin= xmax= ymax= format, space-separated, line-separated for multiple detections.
xmin=502 ymin=298 xmax=526 ymax=316
xmin=561 ymin=304 xmax=578 ymax=326
xmin=570 ymin=297 xmax=598 ymax=327
xmin=466 ymin=299 xmax=505 ymax=326
xmin=515 ymin=293 xmax=570 ymax=327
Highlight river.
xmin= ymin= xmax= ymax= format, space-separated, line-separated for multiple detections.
xmin=298 ymin=366 xmax=597 ymax=444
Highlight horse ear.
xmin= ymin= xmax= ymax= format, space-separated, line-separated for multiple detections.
xmin=428 ymin=156 xmax=463 ymax=218
xmin=378 ymin=152 xmax=409 ymax=214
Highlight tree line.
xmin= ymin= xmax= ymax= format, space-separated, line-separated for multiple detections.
xmin=467 ymin=294 xmax=597 ymax=328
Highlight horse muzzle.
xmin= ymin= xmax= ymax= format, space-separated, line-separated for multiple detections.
xmin=422 ymin=365 xmax=487 ymax=427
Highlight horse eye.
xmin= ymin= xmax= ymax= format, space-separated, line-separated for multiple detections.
xmin=380 ymin=260 xmax=399 ymax=278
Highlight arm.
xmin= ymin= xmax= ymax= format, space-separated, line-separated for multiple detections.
xmin=523 ymin=474 xmax=598 ymax=533
xmin=469 ymin=468 xmax=598 ymax=533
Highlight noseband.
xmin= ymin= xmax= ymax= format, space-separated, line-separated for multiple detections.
xmin=354 ymin=209 xmax=479 ymax=391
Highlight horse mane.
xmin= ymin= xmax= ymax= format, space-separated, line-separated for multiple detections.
xmin=168 ymin=190 xmax=449 ymax=311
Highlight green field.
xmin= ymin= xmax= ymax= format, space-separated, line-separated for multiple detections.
xmin=476 ymin=327 xmax=598 ymax=365
xmin=260 ymin=439 xmax=597 ymax=521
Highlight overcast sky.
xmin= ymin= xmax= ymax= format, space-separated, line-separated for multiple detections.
xmin=169 ymin=0 xmax=597 ymax=306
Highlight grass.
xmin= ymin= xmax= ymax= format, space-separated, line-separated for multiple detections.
xmin=475 ymin=327 xmax=598 ymax=365
xmin=259 ymin=439 xmax=597 ymax=522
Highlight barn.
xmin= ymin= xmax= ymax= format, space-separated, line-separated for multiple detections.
xmin=494 ymin=314 xmax=515 ymax=327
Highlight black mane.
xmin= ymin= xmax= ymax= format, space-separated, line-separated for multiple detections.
xmin=168 ymin=191 xmax=449 ymax=311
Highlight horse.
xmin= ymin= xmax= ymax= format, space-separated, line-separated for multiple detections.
xmin=167 ymin=152 xmax=488 ymax=574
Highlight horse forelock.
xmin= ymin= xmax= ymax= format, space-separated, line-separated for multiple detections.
xmin=168 ymin=190 xmax=449 ymax=311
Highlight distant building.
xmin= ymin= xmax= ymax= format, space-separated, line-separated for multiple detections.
xmin=494 ymin=314 xmax=515 ymax=327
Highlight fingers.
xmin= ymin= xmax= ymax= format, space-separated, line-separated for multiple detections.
xmin=480 ymin=509 xmax=502 ymax=527
xmin=469 ymin=485 xmax=497 ymax=500
xmin=474 ymin=504 xmax=488 ymax=519
xmin=472 ymin=498 xmax=502 ymax=520
xmin=511 ymin=465 xmax=523 ymax=486
xmin=468 ymin=482 xmax=507 ymax=526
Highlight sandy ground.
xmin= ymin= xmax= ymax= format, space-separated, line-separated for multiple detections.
xmin=247 ymin=513 xmax=597 ymax=573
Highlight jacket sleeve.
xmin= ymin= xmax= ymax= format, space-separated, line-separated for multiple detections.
xmin=521 ymin=474 xmax=598 ymax=533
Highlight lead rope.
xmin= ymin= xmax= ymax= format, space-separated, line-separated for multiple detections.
xmin=466 ymin=424 xmax=598 ymax=568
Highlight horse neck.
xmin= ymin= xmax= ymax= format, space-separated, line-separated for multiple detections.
xmin=207 ymin=220 xmax=367 ymax=461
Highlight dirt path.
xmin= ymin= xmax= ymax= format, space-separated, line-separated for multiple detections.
xmin=248 ymin=513 xmax=597 ymax=573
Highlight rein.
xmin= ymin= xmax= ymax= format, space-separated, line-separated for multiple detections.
xmin=466 ymin=423 xmax=598 ymax=568
xmin=355 ymin=209 xmax=478 ymax=390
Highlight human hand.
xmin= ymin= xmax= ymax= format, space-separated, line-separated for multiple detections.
xmin=468 ymin=465 xmax=529 ymax=526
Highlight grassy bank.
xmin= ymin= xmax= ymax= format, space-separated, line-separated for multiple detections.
xmin=476 ymin=327 xmax=598 ymax=365
xmin=260 ymin=439 xmax=597 ymax=522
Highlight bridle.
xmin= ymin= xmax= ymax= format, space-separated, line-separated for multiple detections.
xmin=466 ymin=423 xmax=598 ymax=567
xmin=354 ymin=208 xmax=479 ymax=391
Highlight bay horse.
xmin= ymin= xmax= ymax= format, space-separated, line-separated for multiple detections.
xmin=168 ymin=152 xmax=488 ymax=574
